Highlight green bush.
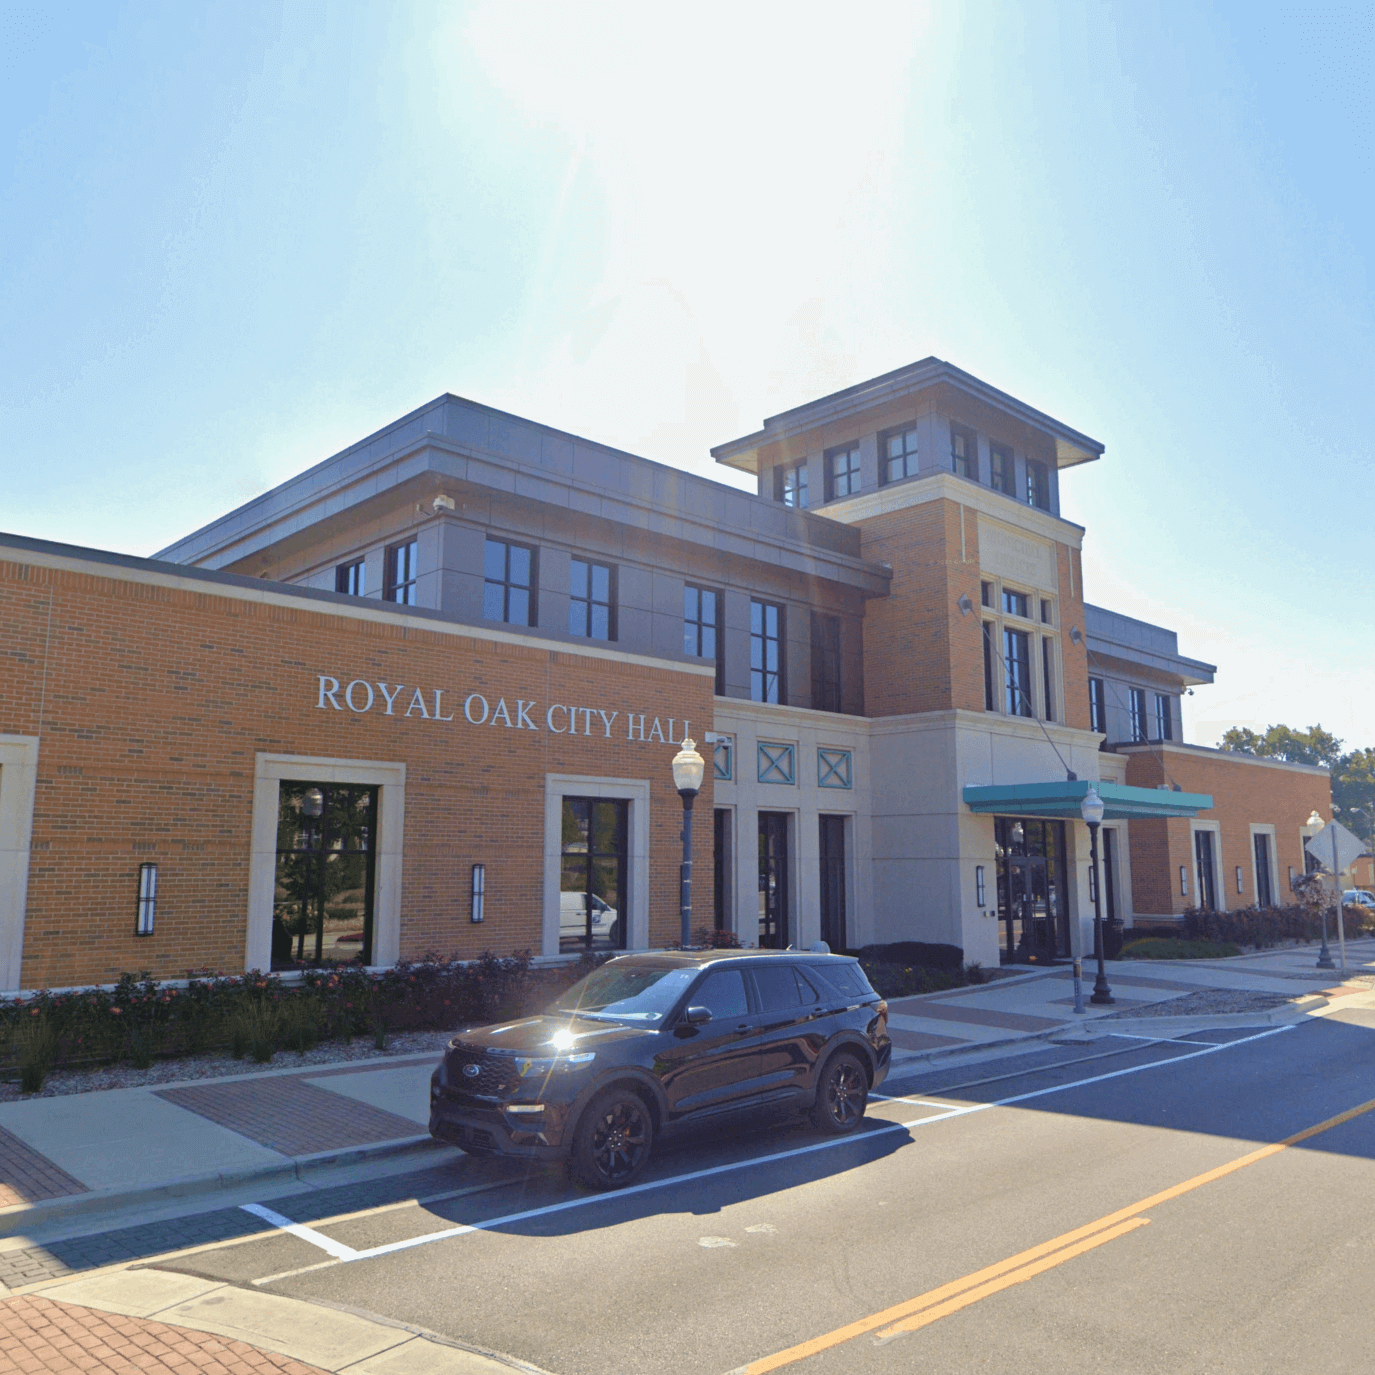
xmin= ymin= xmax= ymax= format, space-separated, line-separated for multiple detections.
xmin=16 ymin=1015 xmax=59 ymax=1094
xmin=1181 ymin=903 xmax=1373 ymax=950
xmin=1121 ymin=937 xmax=1242 ymax=960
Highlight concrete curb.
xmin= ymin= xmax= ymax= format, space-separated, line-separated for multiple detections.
xmin=0 ymin=1134 xmax=449 ymax=1239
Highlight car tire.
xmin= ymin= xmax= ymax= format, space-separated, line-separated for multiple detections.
xmin=568 ymin=1086 xmax=654 ymax=1190
xmin=810 ymin=1051 xmax=869 ymax=1135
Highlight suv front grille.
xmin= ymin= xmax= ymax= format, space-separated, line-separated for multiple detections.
xmin=446 ymin=1046 xmax=520 ymax=1098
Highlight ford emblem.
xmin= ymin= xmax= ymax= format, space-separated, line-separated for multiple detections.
xmin=461 ymin=1062 xmax=481 ymax=1078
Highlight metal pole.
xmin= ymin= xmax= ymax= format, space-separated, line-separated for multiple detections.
xmin=679 ymin=790 xmax=696 ymax=949
xmin=1316 ymin=896 xmax=1334 ymax=969
xmin=1333 ymin=825 xmax=1348 ymax=976
xmin=1072 ymin=957 xmax=1085 ymax=1014
xmin=1089 ymin=820 xmax=1114 ymax=1005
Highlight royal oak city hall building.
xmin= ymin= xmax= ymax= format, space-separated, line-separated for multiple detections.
xmin=0 ymin=360 xmax=1332 ymax=992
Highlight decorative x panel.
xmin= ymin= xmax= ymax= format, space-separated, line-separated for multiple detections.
xmin=757 ymin=742 xmax=796 ymax=785
xmin=818 ymin=748 xmax=853 ymax=789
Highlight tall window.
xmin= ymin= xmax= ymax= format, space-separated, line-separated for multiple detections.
xmin=483 ymin=538 xmax=535 ymax=626
xmin=684 ymin=585 xmax=724 ymax=695
xmin=950 ymin=424 xmax=976 ymax=479
xmin=1254 ymin=833 xmax=1274 ymax=907
xmin=1129 ymin=688 xmax=1148 ymax=742
xmin=1154 ymin=693 xmax=1173 ymax=741
xmin=1003 ymin=588 xmax=1029 ymax=619
xmin=990 ymin=443 xmax=1015 ymax=495
xmin=1194 ymin=830 xmax=1217 ymax=911
xmin=825 ymin=443 xmax=861 ymax=500
xmin=810 ymin=612 xmax=842 ymax=712
xmin=983 ymin=623 xmax=997 ymax=711
xmin=560 ymin=798 xmax=628 ymax=953
xmin=818 ymin=815 xmax=847 ymax=950
xmin=1089 ymin=677 xmax=1106 ymax=735
xmin=569 ymin=559 xmax=614 ymax=641
xmin=335 ymin=558 xmax=365 ymax=597
xmin=776 ymin=461 xmax=809 ymax=508
xmin=1041 ymin=638 xmax=1055 ymax=722
xmin=1004 ymin=628 xmax=1033 ymax=717
xmin=750 ymin=599 xmax=785 ymax=704
xmin=881 ymin=427 xmax=918 ymax=484
xmin=384 ymin=540 xmax=418 ymax=605
xmin=1026 ymin=460 xmax=1050 ymax=510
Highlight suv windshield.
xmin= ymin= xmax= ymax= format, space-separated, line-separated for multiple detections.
xmin=553 ymin=963 xmax=699 ymax=1023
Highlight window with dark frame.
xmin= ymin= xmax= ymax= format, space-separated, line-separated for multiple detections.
xmin=950 ymin=424 xmax=976 ymax=479
xmin=559 ymin=797 xmax=628 ymax=954
xmin=810 ymin=611 xmax=842 ymax=712
xmin=1154 ymin=692 xmax=1173 ymax=741
xmin=818 ymin=815 xmax=847 ymax=950
xmin=1004 ymin=628 xmax=1033 ymax=717
xmin=983 ymin=623 xmax=997 ymax=711
xmin=1026 ymin=459 xmax=1050 ymax=510
xmin=990 ymin=442 xmax=1015 ymax=494
xmin=1129 ymin=687 xmax=1148 ymax=742
xmin=384 ymin=540 xmax=418 ymax=605
xmin=335 ymin=558 xmax=365 ymax=597
xmin=880 ymin=426 xmax=919 ymax=484
xmin=776 ymin=461 xmax=809 ymax=508
xmin=482 ymin=538 xmax=536 ymax=626
xmin=750 ymin=599 xmax=785 ymax=704
xmin=1254 ymin=833 xmax=1274 ymax=907
xmin=1040 ymin=599 xmax=1052 ymax=625
xmin=1002 ymin=588 xmax=1029 ymax=618
xmin=1089 ymin=677 xmax=1106 ymax=735
xmin=825 ymin=443 xmax=861 ymax=501
xmin=683 ymin=585 xmax=724 ymax=694
xmin=569 ymin=558 xmax=614 ymax=641
xmin=981 ymin=580 xmax=993 ymax=608
xmin=1041 ymin=637 xmax=1055 ymax=722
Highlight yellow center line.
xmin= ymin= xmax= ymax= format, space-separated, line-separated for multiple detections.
xmin=730 ymin=1096 xmax=1375 ymax=1375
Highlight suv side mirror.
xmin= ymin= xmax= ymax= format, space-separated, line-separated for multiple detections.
xmin=684 ymin=1005 xmax=712 ymax=1026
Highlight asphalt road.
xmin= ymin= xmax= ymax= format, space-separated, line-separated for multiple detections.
xmin=147 ymin=1011 xmax=1375 ymax=1375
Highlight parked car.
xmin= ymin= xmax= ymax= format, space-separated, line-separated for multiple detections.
xmin=1342 ymin=889 xmax=1375 ymax=908
xmin=559 ymin=890 xmax=619 ymax=946
xmin=429 ymin=949 xmax=891 ymax=1189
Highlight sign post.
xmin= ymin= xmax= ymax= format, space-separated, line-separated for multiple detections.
xmin=1305 ymin=820 xmax=1364 ymax=976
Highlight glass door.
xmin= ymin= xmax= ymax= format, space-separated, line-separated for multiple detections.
xmin=758 ymin=812 xmax=790 ymax=949
xmin=560 ymin=798 xmax=628 ymax=952
xmin=1194 ymin=830 xmax=1216 ymax=910
xmin=818 ymin=815 xmax=847 ymax=950
xmin=995 ymin=817 xmax=1069 ymax=964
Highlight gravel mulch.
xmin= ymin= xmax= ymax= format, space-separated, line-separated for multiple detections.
xmin=1101 ymin=989 xmax=1298 ymax=1019
xmin=0 ymin=1030 xmax=457 ymax=1103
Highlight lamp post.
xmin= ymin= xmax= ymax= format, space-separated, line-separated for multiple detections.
xmin=1081 ymin=786 xmax=1114 ymax=1005
xmin=671 ymin=738 xmax=706 ymax=949
xmin=1306 ymin=808 xmax=1335 ymax=970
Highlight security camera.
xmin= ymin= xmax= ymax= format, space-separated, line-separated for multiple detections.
xmin=432 ymin=494 xmax=456 ymax=513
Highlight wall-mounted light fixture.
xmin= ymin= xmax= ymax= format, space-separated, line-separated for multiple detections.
xmin=1288 ymin=865 xmax=1295 ymax=890
xmin=1236 ymin=866 xmax=1244 ymax=895
xmin=1070 ymin=626 xmax=1083 ymax=645
xmin=136 ymin=863 xmax=158 ymax=936
xmin=957 ymin=593 xmax=973 ymax=616
xmin=1179 ymin=866 xmax=1188 ymax=897
xmin=975 ymin=865 xmax=986 ymax=907
xmin=471 ymin=864 xmax=485 ymax=923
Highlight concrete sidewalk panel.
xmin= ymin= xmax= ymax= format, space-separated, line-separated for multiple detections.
xmin=38 ymin=1267 xmax=224 ymax=1316
xmin=303 ymin=1065 xmax=434 ymax=1127
xmin=0 ymin=1088 xmax=286 ymax=1191
xmin=349 ymin=1335 xmax=536 ymax=1374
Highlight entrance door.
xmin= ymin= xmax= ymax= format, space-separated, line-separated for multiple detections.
xmin=272 ymin=782 xmax=378 ymax=969
xmin=1102 ymin=828 xmax=1118 ymax=921
xmin=758 ymin=812 xmax=790 ymax=949
xmin=818 ymin=815 xmax=847 ymax=950
xmin=560 ymin=798 xmax=628 ymax=952
xmin=995 ymin=817 xmax=1069 ymax=964
xmin=1194 ymin=830 xmax=1217 ymax=910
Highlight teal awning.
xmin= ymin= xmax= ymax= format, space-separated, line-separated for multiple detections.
xmin=962 ymin=779 xmax=1213 ymax=821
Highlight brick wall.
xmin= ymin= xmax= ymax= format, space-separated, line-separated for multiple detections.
xmin=1 ymin=556 xmax=713 ymax=988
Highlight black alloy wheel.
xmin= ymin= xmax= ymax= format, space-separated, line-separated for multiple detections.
xmin=569 ymin=1087 xmax=654 ymax=1190
xmin=811 ymin=1051 xmax=868 ymax=1135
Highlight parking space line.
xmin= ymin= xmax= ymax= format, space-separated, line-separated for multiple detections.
xmin=1108 ymin=1032 xmax=1217 ymax=1048
xmin=239 ymin=1202 xmax=360 ymax=1260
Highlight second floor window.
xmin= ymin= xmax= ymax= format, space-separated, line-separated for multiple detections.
xmin=751 ymin=599 xmax=785 ymax=704
xmin=1004 ymin=628 xmax=1033 ymax=717
xmin=825 ymin=444 xmax=861 ymax=501
xmin=483 ymin=538 xmax=535 ymax=626
xmin=990 ymin=443 xmax=1015 ymax=495
xmin=570 ymin=559 xmax=614 ymax=640
xmin=1129 ymin=687 xmax=1148 ymax=742
xmin=1089 ymin=677 xmax=1106 ymax=734
xmin=335 ymin=558 xmax=365 ymax=597
xmin=1026 ymin=459 xmax=1050 ymax=510
xmin=983 ymin=623 xmax=997 ymax=711
xmin=811 ymin=612 xmax=842 ymax=712
xmin=684 ymin=585 xmax=724 ymax=694
xmin=1155 ymin=693 xmax=1174 ymax=741
xmin=776 ymin=461 xmax=809 ymax=508
xmin=384 ymin=540 xmax=418 ymax=605
xmin=1041 ymin=638 xmax=1055 ymax=723
xmin=881 ymin=427 xmax=918 ymax=484
xmin=1003 ymin=588 xmax=1029 ymax=618
xmin=951 ymin=424 xmax=976 ymax=479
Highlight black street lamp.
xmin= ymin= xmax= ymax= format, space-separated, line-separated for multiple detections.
xmin=1081 ymin=786 xmax=1114 ymax=1005
xmin=671 ymin=738 xmax=706 ymax=949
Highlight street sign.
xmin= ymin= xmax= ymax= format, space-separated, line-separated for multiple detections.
xmin=1304 ymin=820 xmax=1365 ymax=875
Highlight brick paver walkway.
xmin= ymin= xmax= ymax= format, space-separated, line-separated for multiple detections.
xmin=0 ymin=1295 xmax=331 ymax=1375
xmin=0 ymin=1127 xmax=88 ymax=1209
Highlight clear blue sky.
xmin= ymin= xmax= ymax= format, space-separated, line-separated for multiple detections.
xmin=2 ymin=1 xmax=1370 ymax=747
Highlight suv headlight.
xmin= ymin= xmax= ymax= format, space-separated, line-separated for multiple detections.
xmin=515 ymin=1051 xmax=596 ymax=1076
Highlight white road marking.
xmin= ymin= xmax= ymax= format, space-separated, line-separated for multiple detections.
xmin=872 ymin=1096 xmax=964 ymax=1109
xmin=239 ymin=1202 xmax=359 ymax=1260
xmin=248 ymin=1023 xmax=1296 ymax=1280
xmin=1108 ymin=1032 xmax=1217 ymax=1048
xmin=700 ymin=1236 xmax=738 ymax=1247
xmin=745 ymin=1223 xmax=779 ymax=1234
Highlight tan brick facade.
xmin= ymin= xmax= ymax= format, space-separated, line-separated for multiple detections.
xmin=1 ymin=554 xmax=712 ymax=989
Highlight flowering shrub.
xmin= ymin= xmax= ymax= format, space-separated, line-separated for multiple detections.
xmin=1181 ymin=903 xmax=1374 ymax=949
xmin=0 ymin=951 xmax=608 ymax=1089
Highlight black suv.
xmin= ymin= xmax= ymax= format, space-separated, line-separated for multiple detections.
xmin=428 ymin=949 xmax=891 ymax=1189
